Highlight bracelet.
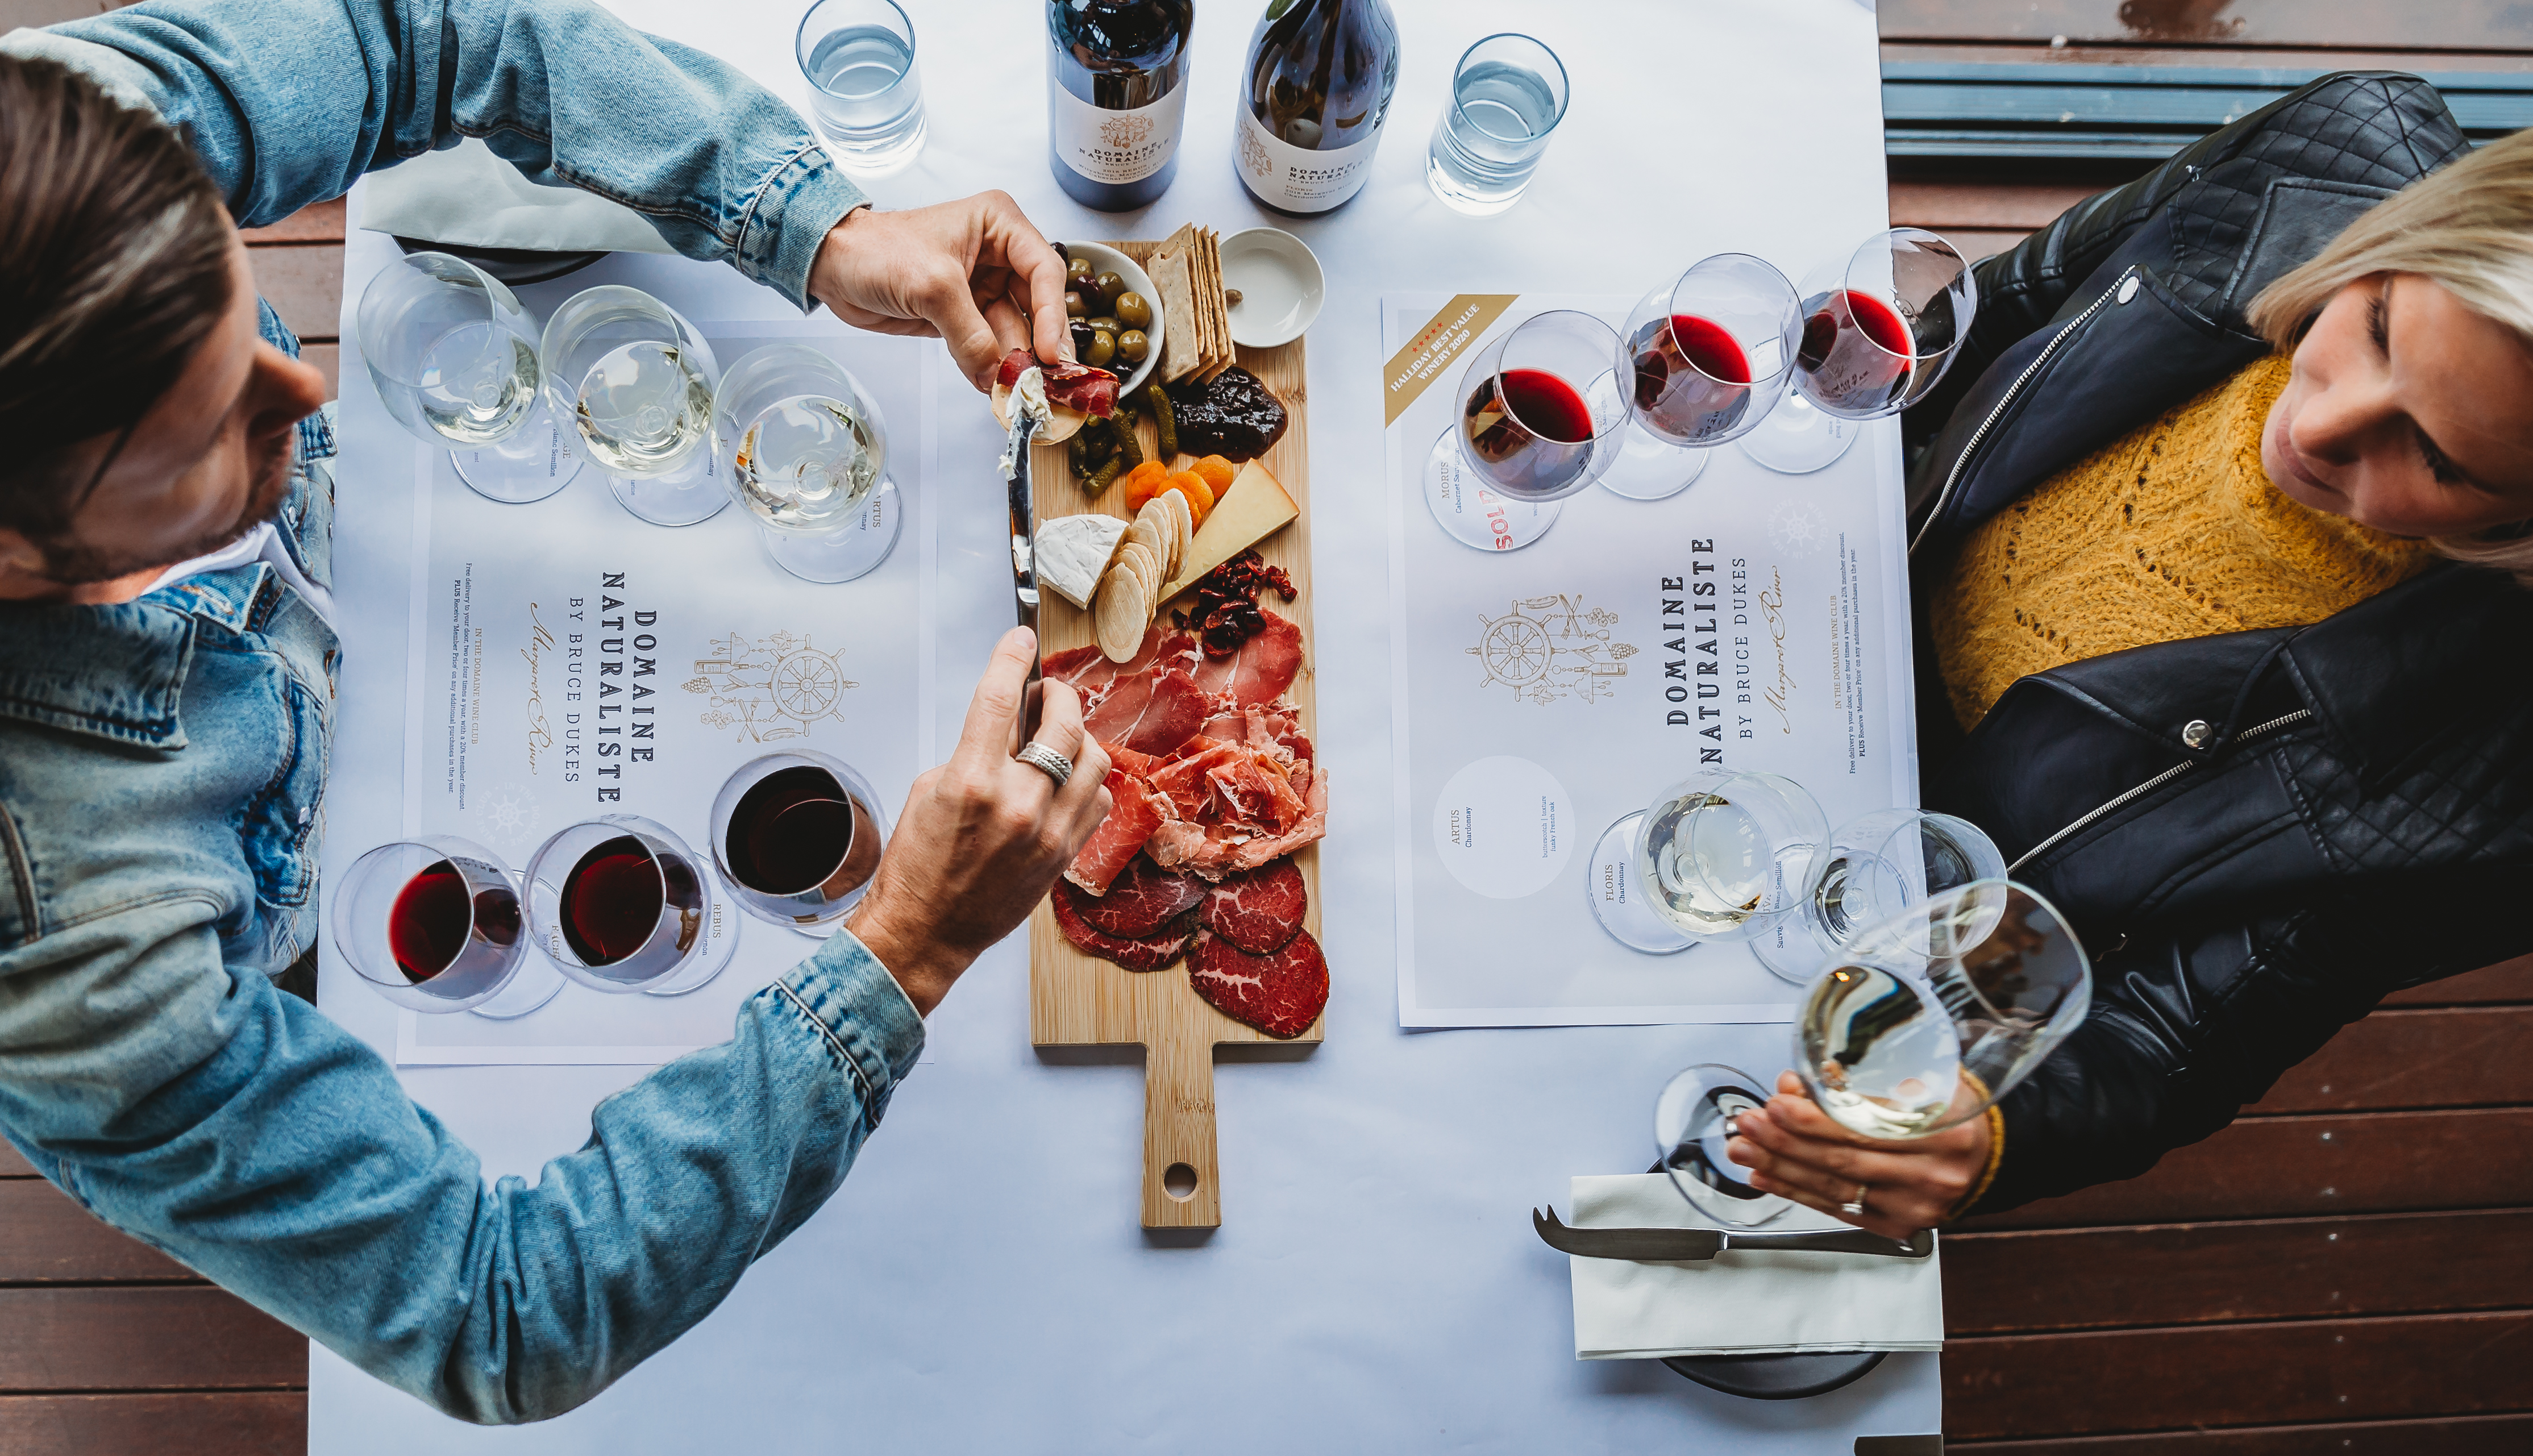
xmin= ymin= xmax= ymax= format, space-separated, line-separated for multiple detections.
xmin=1946 ymin=1070 xmax=2007 ymax=1222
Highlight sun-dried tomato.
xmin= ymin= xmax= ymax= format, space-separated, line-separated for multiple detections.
xmin=1171 ymin=549 xmax=1298 ymax=657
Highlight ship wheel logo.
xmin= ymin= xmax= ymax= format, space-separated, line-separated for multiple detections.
xmin=1467 ymin=594 xmax=1637 ymax=705
xmin=684 ymin=629 xmax=859 ymax=742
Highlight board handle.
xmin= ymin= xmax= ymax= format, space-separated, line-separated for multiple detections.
xmin=1142 ymin=1035 xmax=1220 ymax=1228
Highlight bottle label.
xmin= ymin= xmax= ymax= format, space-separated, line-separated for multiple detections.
xmin=1235 ymin=106 xmax=1383 ymax=212
xmin=1050 ymin=81 xmax=1187 ymax=186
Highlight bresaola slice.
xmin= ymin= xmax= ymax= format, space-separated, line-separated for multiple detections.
xmin=1199 ymin=859 xmax=1307 ymax=954
xmin=1051 ymin=881 xmax=1193 ymax=971
xmin=1077 ymin=856 xmax=1207 ymax=938
xmin=1082 ymin=666 xmax=1208 ymax=756
xmin=995 ymin=349 xmax=1119 ymax=418
xmin=1189 ymin=928 xmax=1328 ymax=1039
xmin=1064 ymin=766 xmax=1171 ymax=895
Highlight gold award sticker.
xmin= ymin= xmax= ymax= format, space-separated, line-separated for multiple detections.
xmin=1384 ymin=294 xmax=1519 ymax=427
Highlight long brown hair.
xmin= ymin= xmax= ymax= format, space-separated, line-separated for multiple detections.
xmin=0 ymin=52 xmax=236 ymax=535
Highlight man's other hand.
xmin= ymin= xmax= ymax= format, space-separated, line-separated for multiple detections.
xmin=845 ymin=629 xmax=1112 ymax=1015
xmin=808 ymin=194 xmax=1071 ymax=392
xmin=1724 ymin=1071 xmax=1991 ymax=1239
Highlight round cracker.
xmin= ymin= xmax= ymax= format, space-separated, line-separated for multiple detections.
xmin=1120 ymin=540 xmax=1161 ymax=611
xmin=1095 ymin=563 xmax=1149 ymax=663
xmin=1162 ymin=491 xmax=1193 ymax=575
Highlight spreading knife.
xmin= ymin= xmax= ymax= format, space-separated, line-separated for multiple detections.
xmin=1531 ymin=1207 xmax=1934 ymax=1262
xmin=1001 ymin=390 xmax=1045 ymax=738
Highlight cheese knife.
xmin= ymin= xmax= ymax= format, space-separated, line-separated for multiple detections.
xmin=1001 ymin=391 xmax=1045 ymax=738
xmin=1531 ymin=1207 xmax=1934 ymax=1262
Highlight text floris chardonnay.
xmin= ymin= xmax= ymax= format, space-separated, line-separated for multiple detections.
xmin=1233 ymin=0 xmax=1397 ymax=215
xmin=1047 ymin=0 xmax=1195 ymax=211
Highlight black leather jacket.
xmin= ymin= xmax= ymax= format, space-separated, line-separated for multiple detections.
xmin=1898 ymin=74 xmax=2533 ymax=1217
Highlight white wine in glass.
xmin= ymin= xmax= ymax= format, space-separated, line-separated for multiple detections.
xmin=713 ymin=344 xmax=903 ymax=583
xmin=541 ymin=286 xmax=725 ymax=527
xmin=357 ymin=251 xmax=580 ymax=505
xmin=1588 ymin=770 xmax=1825 ymax=954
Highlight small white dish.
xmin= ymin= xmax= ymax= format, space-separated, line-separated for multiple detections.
xmin=1063 ymin=240 xmax=1163 ymax=399
xmin=1220 ymin=227 xmax=1325 ymax=348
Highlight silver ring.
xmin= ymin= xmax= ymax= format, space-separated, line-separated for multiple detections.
xmin=1016 ymin=741 xmax=1074 ymax=789
xmin=1840 ymin=1182 xmax=1869 ymax=1217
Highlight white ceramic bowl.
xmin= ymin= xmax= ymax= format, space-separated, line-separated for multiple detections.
xmin=1220 ymin=227 xmax=1325 ymax=348
xmin=1064 ymin=240 xmax=1162 ymax=398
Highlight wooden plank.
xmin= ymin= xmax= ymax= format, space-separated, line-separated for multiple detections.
xmin=0 ymin=1287 xmax=303 ymax=1390
xmin=2381 ymin=955 xmax=2533 ymax=1006
xmin=1956 ymin=1106 xmax=2533 ymax=1230
xmin=1945 ymin=1309 xmax=2533 ymax=1440
xmin=0 ymin=0 xmax=130 ymax=25
xmin=1884 ymin=40 xmax=2533 ymax=73
xmin=0 ymin=1180 xmax=195 ymax=1285
xmin=2252 ymin=1006 xmax=2533 ymax=1112
xmin=1944 ymin=1208 xmax=2533 ymax=1333
xmin=247 ymin=244 xmax=343 ymax=343
xmin=1889 ymin=180 xmax=2101 ymax=230
xmin=301 ymin=342 xmax=341 ymax=402
xmin=1953 ymin=1412 xmax=2533 ymax=1453
xmin=0 ymin=1143 xmax=32 ymax=1178
xmin=1878 ymin=1 xmax=2533 ymax=52
xmin=0 ymin=1392 xmax=305 ymax=1456
xmin=240 ymin=198 xmax=346 ymax=246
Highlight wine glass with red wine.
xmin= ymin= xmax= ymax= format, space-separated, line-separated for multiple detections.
xmin=523 ymin=816 xmax=740 ymax=996
xmin=330 ymin=837 xmax=564 ymax=1018
xmin=1421 ymin=309 xmax=1632 ymax=552
xmin=710 ymin=751 xmax=891 ymax=935
xmin=1598 ymin=253 xmax=1803 ymax=501
xmin=1740 ymin=228 xmax=1977 ymax=476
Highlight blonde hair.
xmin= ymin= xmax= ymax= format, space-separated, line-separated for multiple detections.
xmin=2247 ymin=126 xmax=2533 ymax=584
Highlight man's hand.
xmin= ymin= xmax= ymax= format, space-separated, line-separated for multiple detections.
xmin=808 ymin=194 xmax=1072 ymax=392
xmin=1724 ymin=1072 xmax=1990 ymax=1239
xmin=845 ymin=629 xmax=1112 ymax=1015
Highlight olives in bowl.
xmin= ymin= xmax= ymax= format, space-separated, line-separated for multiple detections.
xmin=1054 ymin=241 xmax=1164 ymax=396
xmin=1114 ymin=291 xmax=1153 ymax=331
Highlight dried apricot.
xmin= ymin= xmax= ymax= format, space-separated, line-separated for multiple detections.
xmin=1120 ymin=460 xmax=1169 ymax=510
xmin=1190 ymin=455 xmax=1236 ymax=493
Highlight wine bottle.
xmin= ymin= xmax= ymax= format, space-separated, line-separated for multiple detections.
xmin=1047 ymin=0 xmax=1196 ymax=212
xmin=1233 ymin=0 xmax=1398 ymax=215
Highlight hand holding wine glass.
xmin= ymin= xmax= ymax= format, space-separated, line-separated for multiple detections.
xmin=1725 ymin=1070 xmax=1992 ymax=1240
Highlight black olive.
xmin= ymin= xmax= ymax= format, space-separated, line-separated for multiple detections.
xmin=1069 ymin=321 xmax=1097 ymax=357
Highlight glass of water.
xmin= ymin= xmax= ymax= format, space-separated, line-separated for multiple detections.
xmin=712 ymin=344 xmax=902 ymax=583
xmin=357 ymin=251 xmax=580 ymax=504
xmin=1426 ymin=33 xmax=1570 ymax=217
xmin=796 ymin=0 xmax=926 ymax=173
xmin=540 ymin=286 xmax=725 ymax=527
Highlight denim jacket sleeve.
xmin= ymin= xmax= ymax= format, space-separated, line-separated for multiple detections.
xmin=0 ymin=901 xmax=924 ymax=1424
xmin=25 ymin=0 xmax=865 ymax=309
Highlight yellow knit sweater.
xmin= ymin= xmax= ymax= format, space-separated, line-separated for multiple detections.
xmin=1933 ymin=354 xmax=2437 ymax=732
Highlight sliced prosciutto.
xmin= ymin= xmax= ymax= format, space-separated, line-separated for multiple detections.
xmin=1052 ymin=881 xmax=1193 ymax=971
xmin=1082 ymin=666 xmax=1208 ymax=757
xmin=996 ymin=349 xmax=1119 ymax=418
xmin=1078 ymin=856 xmax=1207 ymax=939
xmin=1145 ymin=758 xmax=1326 ymax=881
xmin=1047 ymin=630 xmax=1200 ymax=702
xmin=1200 ymin=859 xmax=1307 ymax=955
xmin=1189 ymin=929 xmax=1328 ymax=1039
xmin=1186 ymin=610 xmax=1302 ymax=706
xmin=1064 ymin=766 xmax=1173 ymax=895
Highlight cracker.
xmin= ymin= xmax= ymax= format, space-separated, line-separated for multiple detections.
xmin=1095 ymin=563 xmax=1149 ymax=663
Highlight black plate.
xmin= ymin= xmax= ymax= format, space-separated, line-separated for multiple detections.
xmin=393 ymin=237 xmax=608 ymax=286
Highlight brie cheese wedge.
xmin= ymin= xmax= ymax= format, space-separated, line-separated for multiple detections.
xmin=1035 ymin=513 xmax=1128 ymax=609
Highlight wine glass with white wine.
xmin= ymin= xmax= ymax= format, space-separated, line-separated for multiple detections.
xmin=711 ymin=344 xmax=903 ymax=583
xmin=540 ymin=286 xmax=724 ymax=527
xmin=1747 ymin=807 xmax=2005 ymax=984
xmin=1584 ymin=769 xmax=1827 ymax=955
xmin=356 ymin=251 xmax=580 ymax=504
xmin=1653 ymin=879 xmax=2091 ymax=1228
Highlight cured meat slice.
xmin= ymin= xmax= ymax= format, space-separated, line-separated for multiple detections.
xmin=1051 ymin=881 xmax=1193 ymax=971
xmin=996 ymin=350 xmax=1120 ymax=417
xmin=1082 ymin=666 xmax=1208 ymax=757
xmin=1189 ymin=928 xmax=1328 ymax=1039
xmin=1200 ymin=859 xmax=1307 ymax=955
xmin=1186 ymin=610 xmax=1302 ymax=706
xmin=1064 ymin=767 xmax=1172 ymax=895
xmin=1046 ymin=630 xmax=1201 ymax=704
xmin=1077 ymin=855 xmax=1206 ymax=938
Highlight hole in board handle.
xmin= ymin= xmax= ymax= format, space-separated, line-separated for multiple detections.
xmin=1162 ymin=1162 xmax=1199 ymax=1200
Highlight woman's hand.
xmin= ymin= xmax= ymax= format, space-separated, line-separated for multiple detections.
xmin=807 ymin=193 xmax=1072 ymax=392
xmin=844 ymin=629 xmax=1112 ymax=1015
xmin=1725 ymin=1072 xmax=1991 ymax=1239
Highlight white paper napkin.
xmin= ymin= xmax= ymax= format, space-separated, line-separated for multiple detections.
xmin=359 ymin=139 xmax=677 ymax=255
xmin=1567 ymin=1174 xmax=1944 ymax=1360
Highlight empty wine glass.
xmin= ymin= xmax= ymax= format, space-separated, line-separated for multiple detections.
xmin=1599 ymin=253 xmax=1803 ymax=501
xmin=330 ymin=836 xmax=564 ymax=1018
xmin=712 ymin=344 xmax=902 ymax=583
xmin=357 ymin=251 xmax=581 ymax=504
xmin=540 ymin=286 xmax=725 ymax=526
xmin=1655 ymin=879 xmax=2091 ymax=1228
xmin=710 ymin=750 xmax=889 ymax=935
xmin=1586 ymin=770 xmax=1826 ymax=955
xmin=522 ymin=815 xmax=740 ymax=996
xmin=1749 ymin=808 xmax=2005 ymax=985
xmin=1741 ymin=228 xmax=1978 ymax=476
xmin=1422 ymin=309 xmax=1632 ymax=552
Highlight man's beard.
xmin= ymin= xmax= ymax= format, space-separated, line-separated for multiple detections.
xmin=37 ymin=427 xmax=297 ymax=587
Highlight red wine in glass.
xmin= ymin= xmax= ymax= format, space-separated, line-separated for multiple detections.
xmin=1797 ymin=290 xmax=1914 ymax=414
xmin=725 ymin=766 xmax=858 ymax=897
xmin=1633 ymin=314 xmax=1753 ymax=443
xmin=559 ymin=835 xmax=696 ymax=965
xmin=386 ymin=860 xmax=521 ymax=983
xmin=1465 ymin=367 xmax=1596 ymax=496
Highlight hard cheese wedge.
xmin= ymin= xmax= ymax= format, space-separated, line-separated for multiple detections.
xmin=1036 ymin=513 xmax=1128 ymax=609
xmin=1158 ymin=459 xmax=1298 ymax=601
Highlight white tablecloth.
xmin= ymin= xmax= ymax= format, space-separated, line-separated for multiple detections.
xmin=311 ymin=0 xmax=1941 ymax=1447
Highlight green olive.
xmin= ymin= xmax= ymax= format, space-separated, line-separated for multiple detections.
xmin=1064 ymin=290 xmax=1087 ymax=318
xmin=1116 ymin=328 xmax=1150 ymax=364
xmin=1092 ymin=272 xmax=1125 ymax=309
xmin=1085 ymin=315 xmax=1121 ymax=335
xmin=1080 ymin=329 xmax=1117 ymax=368
xmin=1066 ymin=256 xmax=1094 ymax=288
xmin=1114 ymin=291 xmax=1153 ymax=330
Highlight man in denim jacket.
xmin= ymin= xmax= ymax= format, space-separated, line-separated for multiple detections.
xmin=0 ymin=0 xmax=1113 ymax=1424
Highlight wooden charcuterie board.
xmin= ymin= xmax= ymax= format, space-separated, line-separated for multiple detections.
xmin=1027 ymin=240 xmax=1322 ymax=1230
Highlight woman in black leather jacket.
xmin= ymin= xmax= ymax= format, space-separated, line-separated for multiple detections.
xmin=1727 ymin=73 xmax=2533 ymax=1234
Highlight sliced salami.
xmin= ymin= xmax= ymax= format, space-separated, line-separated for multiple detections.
xmin=1189 ymin=928 xmax=1328 ymax=1039
xmin=1077 ymin=855 xmax=1207 ymax=938
xmin=1199 ymin=859 xmax=1307 ymax=955
xmin=1051 ymin=881 xmax=1194 ymax=971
